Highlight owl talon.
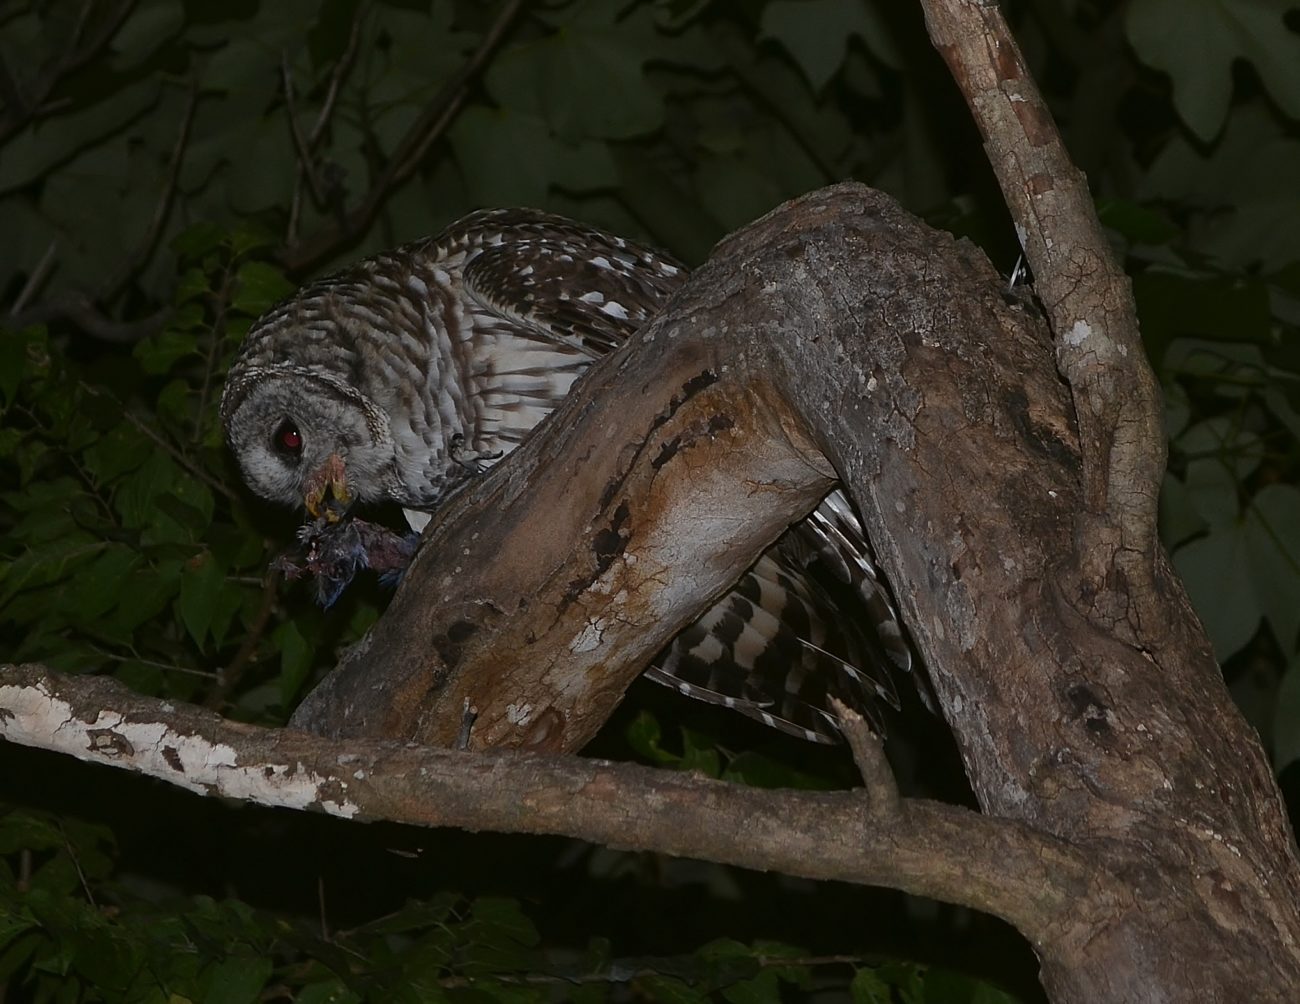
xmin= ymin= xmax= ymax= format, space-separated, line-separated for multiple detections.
xmin=449 ymin=433 xmax=503 ymax=472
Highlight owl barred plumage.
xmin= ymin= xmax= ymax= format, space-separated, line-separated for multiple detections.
xmin=221 ymin=208 xmax=914 ymax=743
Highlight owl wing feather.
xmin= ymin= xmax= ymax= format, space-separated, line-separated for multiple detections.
xmin=428 ymin=210 xmax=914 ymax=743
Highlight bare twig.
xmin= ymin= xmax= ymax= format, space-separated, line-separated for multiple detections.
xmin=7 ymin=295 xmax=168 ymax=342
xmin=194 ymin=266 xmax=235 ymax=444
xmin=309 ymin=7 xmax=367 ymax=148
xmin=103 ymin=84 xmax=199 ymax=302
xmin=205 ymin=567 xmax=283 ymax=710
xmin=831 ymin=698 xmax=901 ymax=821
xmin=58 ymin=821 xmax=97 ymax=909
xmin=7 ymin=82 xmax=195 ymax=341
xmin=78 ymin=382 xmax=240 ymax=502
xmin=286 ymin=7 xmax=367 ymax=244
xmin=282 ymin=52 xmax=327 ymax=206
xmin=0 ymin=1 xmax=137 ymax=144
xmin=9 ymin=241 xmax=58 ymax=316
xmin=279 ymin=0 xmax=527 ymax=274
xmin=456 ymin=699 xmax=477 ymax=751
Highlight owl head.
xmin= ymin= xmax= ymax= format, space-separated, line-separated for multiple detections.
xmin=220 ymin=360 xmax=397 ymax=518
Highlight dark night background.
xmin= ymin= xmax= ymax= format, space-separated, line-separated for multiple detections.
xmin=2 ymin=1 xmax=1299 ymax=1000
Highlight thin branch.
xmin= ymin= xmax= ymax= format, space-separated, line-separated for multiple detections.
xmin=279 ymin=0 xmax=527 ymax=274
xmin=831 ymin=699 xmax=901 ymax=821
xmin=282 ymin=52 xmax=327 ymax=206
xmin=0 ymin=661 xmax=1095 ymax=944
xmin=9 ymin=240 xmax=58 ymax=316
xmin=6 ymin=82 xmax=195 ymax=342
xmin=58 ymin=820 xmax=97 ymax=909
xmin=0 ymin=1 xmax=137 ymax=144
xmin=77 ymin=382 xmax=240 ymax=503
xmin=286 ymin=4 xmax=367 ymax=244
xmin=102 ymin=83 xmax=199 ymax=302
xmin=205 ymin=568 xmax=282 ymax=710
xmin=309 ymin=6 xmax=367 ymax=148
xmin=916 ymin=0 xmax=1165 ymax=622
xmin=6 ymin=295 xmax=168 ymax=343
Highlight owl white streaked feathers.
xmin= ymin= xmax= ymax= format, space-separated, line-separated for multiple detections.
xmin=221 ymin=208 xmax=914 ymax=743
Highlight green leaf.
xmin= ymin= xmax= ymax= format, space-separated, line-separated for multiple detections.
xmin=1127 ymin=0 xmax=1300 ymax=141
xmin=467 ymin=897 xmax=540 ymax=949
xmin=111 ymin=556 xmax=183 ymax=634
xmin=61 ymin=545 xmax=143 ymax=622
xmin=1159 ymin=473 xmax=1207 ymax=550
xmin=82 ymin=423 xmax=152 ymax=483
xmin=0 ymin=912 xmax=35 ymax=953
xmin=0 ymin=537 xmax=105 ymax=611
xmin=199 ymin=956 xmax=272 ymax=1004
xmin=0 ymin=83 xmax=162 ymax=194
xmin=275 ymin=620 xmax=314 ymax=706
xmin=850 ymin=968 xmax=894 ymax=1004
xmin=485 ymin=8 xmax=666 ymax=141
xmin=232 ymin=261 xmax=294 ymax=317
xmin=178 ymin=552 xmax=225 ymax=646
xmin=1097 ymin=198 xmax=1181 ymax=246
xmin=171 ymin=222 xmax=228 ymax=262
xmin=1141 ymin=106 xmax=1300 ymax=269
xmin=1272 ymin=656 xmax=1300 ymax=771
xmin=115 ymin=454 xmax=181 ymax=528
xmin=294 ymin=981 xmax=363 ymax=1004
xmin=636 ymin=974 xmax=709 ymax=1004
xmin=1244 ymin=485 xmax=1300 ymax=653
xmin=723 ymin=751 xmax=836 ymax=790
xmin=110 ymin=0 xmax=185 ymax=69
xmin=625 ymin=710 xmax=680 ymax=766
xmin=1173 ymin=526 xmax=1261 ymax=661
xmin=679 ymin=728 xmax=722 ymax=778
xmin=761 ymin=0 xmax=901 ymax=91
xmin=0 ymin=327 xmax=36 ymax=408
xmin=135 ymin=330 xmax=200 ymax=375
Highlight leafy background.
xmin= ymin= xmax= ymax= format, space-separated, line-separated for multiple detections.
xmin=1 ymin=0 xmax=1298 ymax=1000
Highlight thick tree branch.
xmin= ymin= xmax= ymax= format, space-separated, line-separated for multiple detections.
xmin=0 ymin=661 xmax=1093 ymax=944
xmin=917 ymin=0 xmax=1166 ymax=639
xmin=286 ymin=183 xmax=1300 ymax=1001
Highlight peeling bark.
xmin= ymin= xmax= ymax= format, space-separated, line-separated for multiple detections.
xmin=0 ymin=662 xmax=1088 ymax=940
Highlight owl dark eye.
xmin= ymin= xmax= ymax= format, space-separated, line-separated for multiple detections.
xmin=273 ymin=418 xmax=303 ymax=460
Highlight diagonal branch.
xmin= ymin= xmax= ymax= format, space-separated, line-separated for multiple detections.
xmin=915 ymin=0 xmax=1166 ymax=636
xmin=0 ymin=1 xmax=137 ymax=145
xmin=0 ymin=660 xmax=1093 ymax=945
xmin=284 ymin=183 xmax=1300 ymax=1000
xmin=279 ymin=0 xmax=527 ymax=274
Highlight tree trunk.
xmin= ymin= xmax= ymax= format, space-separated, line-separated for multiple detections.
xmin=289 ymin=183 xmax=1300 ymax=1000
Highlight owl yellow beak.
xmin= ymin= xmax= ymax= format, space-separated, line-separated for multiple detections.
xmin=304 ymin=453 xmax=352 ymax=522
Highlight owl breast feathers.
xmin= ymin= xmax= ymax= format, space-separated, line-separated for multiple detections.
xmin=221 ymin=208 xmax=915 ymax=743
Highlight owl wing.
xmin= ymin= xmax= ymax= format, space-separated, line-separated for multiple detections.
xmin=431 ymin=212 xmax=915 ymax=743
xmin=456 ymin=208 xmax=687 ymax=357
xmin=646 ymin=489 xmax=912 ymax=743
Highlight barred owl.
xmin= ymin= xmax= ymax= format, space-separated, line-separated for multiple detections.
xmin=221 ymin=209 xmax=913 ymax=742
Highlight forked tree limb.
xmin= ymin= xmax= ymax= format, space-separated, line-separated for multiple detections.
xmin=286 ymin=183 xmax=1300 ymax=1001
xmin=0 ymin=662 xmax=1092 ymax=943
xmin=916 ymin=0 xmax=1167 ymax=642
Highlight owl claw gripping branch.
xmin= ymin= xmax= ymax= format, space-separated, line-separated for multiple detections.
xmin=221 ymin=208 xmax=920 ymax=744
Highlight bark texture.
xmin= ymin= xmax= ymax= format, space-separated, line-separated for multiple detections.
xmin=0 ymin=662 xmax=1087 ymax=939
xmin=288 ymin=184 xmax=1300 ymax=1000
